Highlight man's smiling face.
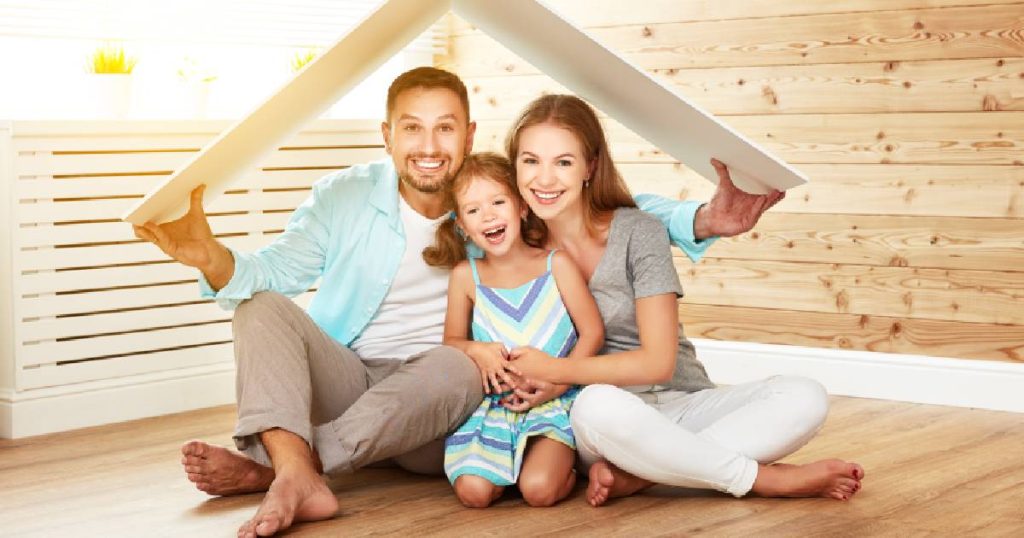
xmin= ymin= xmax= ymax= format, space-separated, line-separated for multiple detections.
xmin=383 ymin=87 xmax=475 ymax=194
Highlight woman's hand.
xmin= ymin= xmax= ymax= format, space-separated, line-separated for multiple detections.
xmin=499 ymin=378 xmax=568 ymax=412
xmin=507 ymin=346 xmax=559 ymax=380
xmin=466 ymin=341 xmax=517 ymax=394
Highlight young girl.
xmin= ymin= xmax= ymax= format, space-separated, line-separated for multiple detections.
xmin=423 ymin=152 xmax=604 ymax=508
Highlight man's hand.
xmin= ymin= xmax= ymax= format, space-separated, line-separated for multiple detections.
xmin=499 ymin=377 xmax=567 ymax=412
xmin=466 ymin=341 xmax=517 ymax=395
xmin=133 ymin=185 xmax=218 ymax=268
xmin=132 ymin=185 xmax=234 ymax=288
xmin=693 ymin=158 xmax=786 ymax=239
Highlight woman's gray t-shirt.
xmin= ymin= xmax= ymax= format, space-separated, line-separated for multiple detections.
xmin=588 ymin=207 xmax=715 ymax=394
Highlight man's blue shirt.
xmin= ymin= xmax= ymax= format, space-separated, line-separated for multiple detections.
xmin=200 ymin=159 xmax=717 ymax=345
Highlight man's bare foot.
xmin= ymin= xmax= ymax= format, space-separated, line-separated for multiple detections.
xmin=586 ymin=460 xmax=654 ymax=507
xmin=236 ymin=466 xmax=339 ymax=538
xmin=181 ymin=440 xmax=275 ymax=496
xmin=751 ymin=459 xmax=865 ymax=501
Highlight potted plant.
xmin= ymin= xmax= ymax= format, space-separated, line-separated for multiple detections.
xmin=87 ymin=42 xmax=137 ymax=118
xmin=290 ymin=47 xmax=320 ymax=73
xmin=177 ymin=56 xmax=218 ymax=118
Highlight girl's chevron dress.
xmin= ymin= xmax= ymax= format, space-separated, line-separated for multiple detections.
xmin=444 ymin=251 xmax=580 ymax=486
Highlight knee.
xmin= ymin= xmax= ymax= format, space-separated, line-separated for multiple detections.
xmin=571 ymin=384 xmax=619 ymax=423
xmin=772 ymin=376 xmax=829 ymax=431
xmin=518 ymin=472 xmax=564 ymax=507
xmin=417 ymin=346 xmax=484 ymax=403
xmin=571 ymin=384 xmax=639 ymax=436
xmin=441 ymin=346 xmax=484 ymax=393
xmin=233 ymin=291 xmax=291 ymax=330
xmin=454 ymin=475 xmax=499 ymax=508
xmin=404 ymin=346 xmax=484 ymax=433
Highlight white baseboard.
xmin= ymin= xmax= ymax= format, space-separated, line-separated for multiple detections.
xmin=0 ymin=364 xmax=236 ymax=439
xmin=693 ymin=339 xmax=1024 ymax=413
xmin=3 ymin=341 xmax=1021 ymax=439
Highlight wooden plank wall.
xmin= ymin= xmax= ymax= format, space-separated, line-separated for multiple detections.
xmin=440 ymin=0 xmax=1024 ymax=363
xmin=9 ymin=120 xmax=384 ymax=391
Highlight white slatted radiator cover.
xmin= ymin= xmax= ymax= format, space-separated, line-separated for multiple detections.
xmin=0 ymin=120 xmax=385 ymax=437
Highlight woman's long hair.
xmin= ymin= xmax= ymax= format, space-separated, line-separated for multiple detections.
xmin=422 ymin=152 xmax=546 ymax=268
xmin=505 ymin=94 xmax=636 ymax=238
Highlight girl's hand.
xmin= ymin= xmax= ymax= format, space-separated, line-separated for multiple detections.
xmin=492 ymin=371 xmax=526 ymax=394
xmin=499 ymin=378 xmax=567 ymax=412
xmin=467 ymin=341 xmax=516 ymax=394
xmin=506 ymin=346 xmax=558 ymax=380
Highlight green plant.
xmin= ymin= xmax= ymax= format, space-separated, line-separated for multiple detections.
xmin=290 ymin=48 xmax=320 ymax=73
xmin=177 ymin=56 xmax=217 ymax=83
xmin=88 ymin=43 xmax=137 ymax=74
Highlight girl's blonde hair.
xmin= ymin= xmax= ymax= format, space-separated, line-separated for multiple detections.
xmin=423 ymin=152 xmax=546 ymax=268
xmin=505 ymin=94 xmax=636 ymax=237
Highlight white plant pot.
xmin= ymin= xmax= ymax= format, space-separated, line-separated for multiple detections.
xmin=183 ymin=81 xmax=213 ymax=118
xmin=90 ymin=74 xmax=133 ymax=119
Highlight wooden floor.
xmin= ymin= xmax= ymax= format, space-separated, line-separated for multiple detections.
xmin=2 ymin=396 xmax=1023 ymax=537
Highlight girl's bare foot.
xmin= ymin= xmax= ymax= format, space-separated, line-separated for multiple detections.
xmin=236 ymin=465 xmax=339 ymax=537
xmin=751 ymin=459 xmax=864 ymax=501
xmin=586 ymin=460 xmax=653 ymax=507
xmin=181 ymin=440 xmax=275 ymax=496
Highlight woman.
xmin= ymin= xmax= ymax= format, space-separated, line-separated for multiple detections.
xmin=501 ymin=95 xmax=864 ymax=506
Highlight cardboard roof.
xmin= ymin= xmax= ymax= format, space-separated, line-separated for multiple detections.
xmin=124 ymin=0 xmax=806 ymax=225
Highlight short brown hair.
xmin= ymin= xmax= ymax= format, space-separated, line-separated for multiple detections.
xmin=386 ymin=67 xmax=470 ymax=124
xmin=423 ymin=152 xmax=545 ymax=268
xmin=505 ymin=94 xmax=636 ymax=236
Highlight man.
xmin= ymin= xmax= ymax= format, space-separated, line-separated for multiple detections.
xmin=134 ymin=67 xmax=782 ymax=537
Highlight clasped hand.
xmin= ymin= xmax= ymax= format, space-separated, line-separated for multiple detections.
xmin=467 ymin=341 xmax=519 ymax=395
xmin=496 ymin=374 xmax=566 ymax=413
xmin=501 ymin=346 xmax=566 ymax=412
xmin=467 ymin=343 xmax=565 ymax=411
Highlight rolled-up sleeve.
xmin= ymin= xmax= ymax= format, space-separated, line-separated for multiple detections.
xmin=197 ymin=182 xmax=333 ymax=310
xmin=634 ymin=193 xmax=717 ymax=263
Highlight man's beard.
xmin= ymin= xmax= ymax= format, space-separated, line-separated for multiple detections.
xmin=398 ymin=167 xmax=451 ymax=194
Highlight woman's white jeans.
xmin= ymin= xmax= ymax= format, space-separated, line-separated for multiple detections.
xmin=570 ymin=375 xmax=829 ymax=497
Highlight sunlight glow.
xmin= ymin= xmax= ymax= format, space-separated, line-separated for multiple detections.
xmin=0 ymin=1 xmax=438 ymax=119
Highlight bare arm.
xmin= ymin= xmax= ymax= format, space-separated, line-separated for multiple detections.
xmin=510 ymin=293 xmax=678 ymax=386
xmin=442 ymin=261 xmax=512 ymax=394
xmin=509 ymin=212 xmax=685 ymax=387
xmin=551 ymin=251 xmax=605 ymax=360
xmin=441 ymin=262 xmax=475 ymax=353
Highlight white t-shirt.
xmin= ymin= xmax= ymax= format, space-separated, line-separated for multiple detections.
xmin=349 ymin=196 xmax=449 ymax=360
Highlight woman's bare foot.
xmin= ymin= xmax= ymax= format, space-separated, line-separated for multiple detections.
xmin=586 ymin=460 xmax=654 ymax=507
xmin=751 ymin=459 xmax=865 ymax=501
xmin=236 ymin=465 xmax=339 ymax=538
xmin=181 ymin=440 xmax=275 ymax=496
